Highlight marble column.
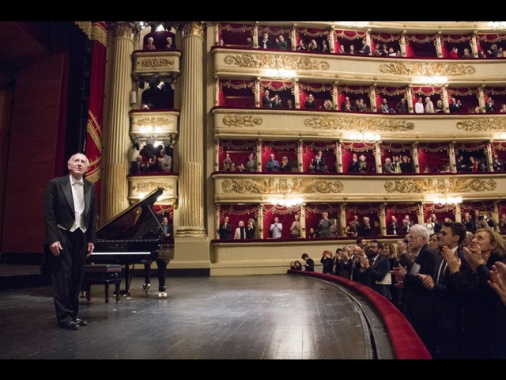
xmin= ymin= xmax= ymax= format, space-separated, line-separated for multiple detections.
xmin=177 ymin=21 xmax=206 ymax=237
xmin=101 ymin=22 xmax=135 ymax=223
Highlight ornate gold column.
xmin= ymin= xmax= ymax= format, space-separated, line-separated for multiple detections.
xmin=332 ymin=82 xmax=338 ymax=110
xmin=214 ymin=77 xmax=219 ymax=107
xmin=486 ymin=141 xmax=493 ymax=172
xmin=294 ymin=79 xmax=300 ymax=109
xmin=449 ymin=141 xmax=457 ymax=172
xmin=256 ymin=139 xmax=262 ymax=172
xmin=300 ymin=203 xmax=306 ymax=238
xmin=335 ymin=140 xmax=343 ymax=173
xmin=400 ymin=30 xmax=407 ymax=57
xmin=369 ymin=84 xmax=377 ymax=113
xmin=436 ymin=31 xmax=443 ymax=58
xmin=178 ymin=21 xmax=206 ymax=237
xmin=255 ymin=78 xmax=260 ymax=108
xmin=340 ymin=204 xmax=347 ymax=237
xmin=412 ymin=142 xmax=420 ymax=173
xmin=258 ymin=204 xmax=264 ymax=239
xmin=374 ymin=141 xmax=382 ymax=173
xmin=406 ymin=85 xmax=413 ymax=113
xmin=297 ymin=139 xmax=303 ymax=172
xmin=101 ymin=22 xmax=136 ymax=223
xmin=442 ymin=84 xmax=449 ymax=113
xmin=174 ymin=21 xmax=210 ymax=271
xmin=329 ymin=27 xmax=335 ymax=54
xmin=478 ymin=85 xmax=486 ymax=112
xmin=471 ymin=32 xmax=478 ymax=58
xmin=379 ymin=204 xmax=386 ymax=236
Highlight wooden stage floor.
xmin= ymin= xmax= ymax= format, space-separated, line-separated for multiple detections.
xmin=0 ymin=270 xmax=395 ymax=360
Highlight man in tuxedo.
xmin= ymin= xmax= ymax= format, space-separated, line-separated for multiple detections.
xmin=419 ymin=221 xmax=467 ymax=359
xmin=43 ymin=153 xmax=97 ymax=330
xmin=358 ymin=240 xmax=392 ymax=300
xmin=309 ymin=150 xmax=326 ymax=173
xmin=391 ymin=224 xmax=437 ymax=357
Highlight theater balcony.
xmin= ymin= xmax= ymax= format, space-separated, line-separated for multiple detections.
xmin=127 ymin=174 xmax=178 ymax=206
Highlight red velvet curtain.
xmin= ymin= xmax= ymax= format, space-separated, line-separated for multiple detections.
xmin=85 ymin=22 xmax=107 ymax=216
xmin=417 ymin=143 xmax=450 ymax=173
xmin=385 ymin=203 xmax=419 ymax=233
xmin=305 ymin=203 xmax=341 ymax=236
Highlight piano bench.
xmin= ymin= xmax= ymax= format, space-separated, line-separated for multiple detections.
xmin=82 ymin=264 xmax=122 ymax=303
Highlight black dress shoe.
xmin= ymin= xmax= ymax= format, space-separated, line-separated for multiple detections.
xmin=74 ymin=318 xmax=87 ymax=326
xmin=59 ymin=321 xmax=79 ymax=330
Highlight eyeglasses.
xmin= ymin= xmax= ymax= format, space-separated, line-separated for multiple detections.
xmin=405 ymin=235 xmax=422 ymax=242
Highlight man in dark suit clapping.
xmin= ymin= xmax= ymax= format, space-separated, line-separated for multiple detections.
xmin=391 ymin=224 xmax=437 ymax=357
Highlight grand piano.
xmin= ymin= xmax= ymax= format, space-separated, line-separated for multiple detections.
xmin=88 ymin=187 xmax=165 ymax=294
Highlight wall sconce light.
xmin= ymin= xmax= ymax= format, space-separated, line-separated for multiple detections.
xmin=264 ymin=68 xmax=296 ymax=80
xmin=432 ymin=195 xmax=462 ymax=205
xmin=350 ymin=132 xmax=380 ymax=142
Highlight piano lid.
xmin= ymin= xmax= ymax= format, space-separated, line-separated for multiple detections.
xmin=96 ymin=187 xmax=164 ymax=240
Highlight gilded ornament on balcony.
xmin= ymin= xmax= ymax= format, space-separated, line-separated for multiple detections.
xmin=136 ymin=58 xmax=175 ymax=68
xmin=221 ymin=177 xmax=343 ymax=194
xmin=135 ymin=117 xmax=171 ymax=127
xmin=456 ymin=119 xmax=505 ymax=132
xmin=134 ymin=182 xmax=173 ymax=193
xmin=384 ymin=178 xmax=496 ymax=194
xmin=223 ymin=54 xmax=329 ymax=71
xmin=304 ymin=116 xmax=414 ymax=132
xmin=223 ymin=114 xmax=262 ymax=127
xmin=379 ymin=62 xmax=475 ymax=76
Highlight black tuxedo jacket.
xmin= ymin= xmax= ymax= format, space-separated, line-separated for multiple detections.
xmin=311 ymin=157 xmax=326 ymax=172
xmin=402 ymin=244 xmax=437 ymax=324
xmin=44 ymin=175 xmax=97 ymax=247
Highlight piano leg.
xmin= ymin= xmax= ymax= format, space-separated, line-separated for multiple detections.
xmin=120 ymin=264 xmax=133 ymax=296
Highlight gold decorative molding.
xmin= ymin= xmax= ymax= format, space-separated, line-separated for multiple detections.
xmin=223 ymin=114 xmax=263 ymax=127
xmin=135 ymin=57 xmax=175 ymax=68
xmin=90 ymin=22 xmax=108 ymax=47
xmin=180 ymin=21 xmax=206 ymax=38
xmin=384 ymin=178 xmax=496 ymax=194
xmin=304 ymin=116 xmax=414 ymax=132
xmin=135 ymin=117 xmax=172 ymax=127
xmin=133 ymin=182 xmax=174 ymax=193
xmin=223 ymin=54 xmax=329 ymax=71
xmin=74 ymin=22 xmax=92 ymax=39
xmin=456 ymin=119 xmax=505 ymax=132
xmin=221 ymin=178 xmax=343 ymax=194
xmin=109 ymin=21 xmax=135 ymax=39
xmin=379 ymin=62 xmax=475 ymax=76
